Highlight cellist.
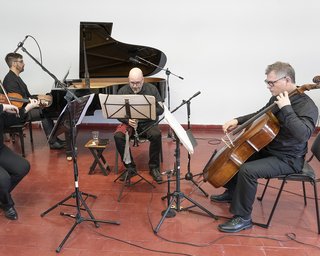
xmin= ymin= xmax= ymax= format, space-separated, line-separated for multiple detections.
xmin=211 ymin=61 xmax=318 ymax=233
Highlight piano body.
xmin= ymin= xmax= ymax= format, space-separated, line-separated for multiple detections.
xmin=46 ymin=21 xmax=167 ymax=118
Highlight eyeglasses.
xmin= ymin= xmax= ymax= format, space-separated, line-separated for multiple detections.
xmin=264 ymin=76 xmax=286 ymax=87
xmin=14 ymin=60 xmax=24 ymax=64
xmin=130 ymin=81 xmax=143 ymax=86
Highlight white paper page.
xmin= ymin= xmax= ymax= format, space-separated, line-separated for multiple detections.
xmin=164 ymin=104 xmax=194 ymax=154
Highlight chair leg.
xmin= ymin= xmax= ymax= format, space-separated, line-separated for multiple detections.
xmin=255 ymin=178 xmax=286 ymax=228
xmin=302 ymin=181 xmax=307 ymax=206
xmin=312 ymin=181 xmax=320 ymax=234
xmin=28 ymin=121 xmax=33 ymax=143
xmin=18 ymin=130 xmax=26 ymax=157
xmin=257 ymin=179 xmax=271 ymax=201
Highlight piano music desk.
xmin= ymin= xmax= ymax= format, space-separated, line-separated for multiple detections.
xmin=85 ymin=139 xmax=111 ymax=176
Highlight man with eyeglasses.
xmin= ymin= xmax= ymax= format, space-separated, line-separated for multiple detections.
xmin=2 ymin=53 xmax=65 ymax=150
xmin=210 ymin=61 xmax=318 ymax=233
xmin=114 ymin=67 xmax=164 ymax=184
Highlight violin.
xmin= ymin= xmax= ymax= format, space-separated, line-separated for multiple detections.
xmin=0 ymin=92 xmax=30 ymax=109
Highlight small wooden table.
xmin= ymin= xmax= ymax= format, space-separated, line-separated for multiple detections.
xmin=85 ymin=139 xmax=110 ymax=176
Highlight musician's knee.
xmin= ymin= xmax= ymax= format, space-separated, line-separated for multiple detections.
xmin=114 ymin=131 xmax=125 ymax=142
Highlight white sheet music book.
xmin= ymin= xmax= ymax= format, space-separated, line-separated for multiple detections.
xmin=163 ymin=104 xmax=194 ymax=154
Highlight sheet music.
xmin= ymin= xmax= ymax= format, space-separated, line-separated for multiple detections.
xmin=76 ymin=94 xmax=94 ymax=125
xmin=163 ymin=104 xmax=194 ymax=154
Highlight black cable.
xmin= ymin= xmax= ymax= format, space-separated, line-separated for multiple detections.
xmin=26 ymin=35 xmax=43 ymax=64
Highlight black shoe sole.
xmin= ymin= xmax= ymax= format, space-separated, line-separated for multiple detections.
xmin=218 ymin=223 xmax=252 ymax=233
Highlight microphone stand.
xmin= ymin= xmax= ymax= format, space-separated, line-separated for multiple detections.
xmin=183 ymin=93 xmax=209 ymax=197
xmin=153 ymin=91 xmax=217 ymax=234
xmin=135 ymin=56 xmax=184 ymax=139
xmin=20 ymin=45 xmax=79 ymax=101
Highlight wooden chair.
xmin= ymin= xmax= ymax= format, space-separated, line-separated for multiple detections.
xmin=256 ymin=133 xmax=320 ymax=234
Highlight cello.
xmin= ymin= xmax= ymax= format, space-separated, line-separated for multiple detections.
xmin=203 ymin=81 xmax=320 ymax=188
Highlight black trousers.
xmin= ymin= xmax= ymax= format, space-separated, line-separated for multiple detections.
xmin=224 ymin=150 xmax=303 ymax=219
xmin=114 ymin=124 xmax=162 ymax=169
xmin=28 ymin=108 xmax=54 ymax=139
xmin=0 ymin=145 xmax=30 ymax=210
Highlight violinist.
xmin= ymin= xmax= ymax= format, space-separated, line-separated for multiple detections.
xmin=210 ymin=61 xmax=318 ymax=233
xmin=3 ymin=53 xmax=64 ymax=150
xmin=0 ymin=100 xmax=38 ymax=220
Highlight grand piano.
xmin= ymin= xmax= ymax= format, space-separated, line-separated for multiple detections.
xmin=46 ymin=21 xmax=167 ymax=118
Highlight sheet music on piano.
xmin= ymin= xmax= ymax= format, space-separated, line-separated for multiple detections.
xmin=53 ymin=66 xmax=71 ymax=88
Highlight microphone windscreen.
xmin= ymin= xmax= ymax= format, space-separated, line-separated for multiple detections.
xmin=312 ymin=75 xmax=320 ymax=84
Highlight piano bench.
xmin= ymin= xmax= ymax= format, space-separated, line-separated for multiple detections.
xmin=4 ymin=121 xmax=33 ymax=157
xmin=85 ymin=139 xmax=111 ymax=176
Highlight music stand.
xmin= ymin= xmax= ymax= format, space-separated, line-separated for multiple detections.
xmin=99 ymin=93 xmax=156 ymax=201
xmin=41 ymin=94 xmax=120 ymax=253
xmin=154 ymin=105 xmax=218 ymax=233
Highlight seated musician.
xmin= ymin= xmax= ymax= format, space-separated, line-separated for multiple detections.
xmin=114 ymin=67 xmax=164 ymax=184
xmin=0 ymin=99 xmax=38 ymax=220
xmin=210 ymin=61 xmax=318 ymax=233
xmin=3 ymin=53 xmax=65 ymax=150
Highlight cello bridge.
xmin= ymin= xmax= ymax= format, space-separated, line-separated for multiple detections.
xmin=222 ymin=133 xmax=234 ymax=148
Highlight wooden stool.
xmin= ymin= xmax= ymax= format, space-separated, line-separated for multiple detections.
xmin=85 ymin=139 xmax=110 ymax=176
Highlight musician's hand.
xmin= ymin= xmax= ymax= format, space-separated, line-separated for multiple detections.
xmin=2 ymin=104 xmax=19 ymax=115
xmin=129 ymin=119 xmax=138 ymax=129
xmin=24 ymin=98 xmax=39 ymax=113
xmin=275 ymin=91 xmax=291 ymax=109
xmin=222 ymin=119 xmax=238 ymax=133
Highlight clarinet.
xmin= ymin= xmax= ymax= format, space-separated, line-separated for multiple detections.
xmin=133 ymin=119 xmax=139 ymax=147
xmin=133 ymin=127 xmax=139 ymax=147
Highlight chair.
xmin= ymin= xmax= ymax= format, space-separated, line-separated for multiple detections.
xmin=4 ymin=121 xmax=33 ymax=157
xmin=114 ymin=135 xmax=163 ymax=174
xmin=256 ymin=133 xmax=320 ymax=234
xmin=113 ymin=135 xmax=163 ymax=202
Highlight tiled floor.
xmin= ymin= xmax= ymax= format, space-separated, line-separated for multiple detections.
xmin=0 ymin=126 xmax=319 ymax=256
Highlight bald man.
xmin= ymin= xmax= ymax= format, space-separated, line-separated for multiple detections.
xmin=114 ymin=68 xmax=164 ymax=184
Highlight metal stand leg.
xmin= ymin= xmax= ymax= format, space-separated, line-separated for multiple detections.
xmin=154 ymin=136 xmax=218 ymax=234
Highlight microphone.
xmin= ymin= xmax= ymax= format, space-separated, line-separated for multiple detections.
xmin=13 ymin=35 xmax=29 ymax=53
xmin=312 ymin=75 xmax=320 ymax=84
xmin=129 ymin=57 xmax=143 ymax=65
xmin=192 ymin=91 xmax=201 ymax=98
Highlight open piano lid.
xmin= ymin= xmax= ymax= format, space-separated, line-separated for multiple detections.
xmin=79 ymin=21 xmax=167 ymax=78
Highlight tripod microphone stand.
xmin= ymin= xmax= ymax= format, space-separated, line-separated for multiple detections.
xmin=154 ymin=97 xmax=218 ymax=234
xmin=40 ymin=96 xmax=120 ymax=253
xmin=183 ymin=92 xmax=209 ymax=197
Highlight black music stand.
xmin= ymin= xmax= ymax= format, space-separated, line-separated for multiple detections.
xmin=40 ymin=94 xmax=120 ymax=253
xmin=154 ymin=105 xmax=218 ymax=233
xmin=99 ymin=93 xmax=156 ymax=201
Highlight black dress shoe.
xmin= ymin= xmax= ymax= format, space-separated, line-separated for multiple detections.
xmin=210 ymin=190 xmax=233 ymax=203
xmin=150 ymin=167 xmax=162 ymax=184
xmin=4 ymin=207 xmax=18 ymax=220
xmin=218 ymin=216 xmax=252 ymax=233
xmin=49 ymin=141 xmax=64 ymax=150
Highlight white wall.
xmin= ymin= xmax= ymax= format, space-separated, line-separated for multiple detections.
xmin=1 ymin=0 xmax=320 ymax=125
